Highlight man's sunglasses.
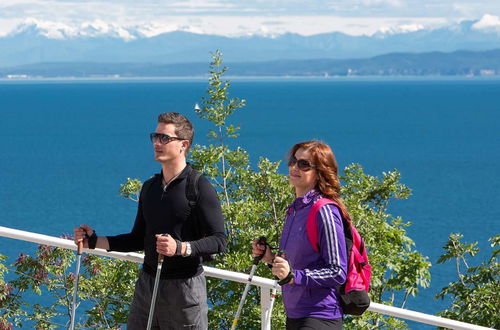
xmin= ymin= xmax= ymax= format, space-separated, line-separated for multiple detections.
xmin=288 ymin=156 xmax=316 ymax=171
xmin=150 ymin=133 xmax=185 ymax=144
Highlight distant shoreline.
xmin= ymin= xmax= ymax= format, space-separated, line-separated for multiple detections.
xmin=2 ymin=75 xmax=500 ymax=83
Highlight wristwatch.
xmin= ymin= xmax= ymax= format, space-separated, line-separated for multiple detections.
xmin=183 ymin=242 xmax=192 ymax=257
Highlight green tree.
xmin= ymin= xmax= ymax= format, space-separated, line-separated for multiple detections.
xmin=189 ymin=50 xmax=291 ymax=329
xmin=0 ymin=254 xmax=25 ymax=329
xmin=0 ymin=242 xmax=138 ymax=329
xmin=436 ymin=234 xmax=500 ymax=328
xmin=77 ymin=256 xmax=138 ymax=328
xmin=7 ymin=244 xmax=75 ymax=329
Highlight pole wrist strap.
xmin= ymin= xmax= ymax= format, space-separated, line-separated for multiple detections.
xmin=278 ymin=271 xmax=294 ymax=286
xmin=87 ymin=231 xmax=98 ymax=249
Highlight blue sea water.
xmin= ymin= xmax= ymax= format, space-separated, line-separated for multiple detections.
xmin=1 ymin=78 xmax=499 ymax=328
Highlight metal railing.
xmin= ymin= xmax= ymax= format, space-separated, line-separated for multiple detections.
xmin=0 ymin=226 xmax=493 ymax=330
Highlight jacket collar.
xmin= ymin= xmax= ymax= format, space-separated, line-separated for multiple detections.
xmin=289 ymin=188 xmax=322 ymax=210
xmin=157 ymin=163 xmax=192 ymax=183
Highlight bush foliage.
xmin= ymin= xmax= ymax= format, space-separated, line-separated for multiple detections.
xmin=435 ymin=234 xmax=499 ymax=328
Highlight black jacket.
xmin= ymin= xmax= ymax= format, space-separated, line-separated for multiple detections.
xmin=107 ymin=164 xmax=226 ymax=278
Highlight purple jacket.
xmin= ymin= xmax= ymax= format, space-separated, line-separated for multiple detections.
xmin=279 ymin=189 xmax=348 ymax=319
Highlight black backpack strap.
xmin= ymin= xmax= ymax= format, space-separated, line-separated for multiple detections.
xmin=185 ymin=166 xmax=216 ymax=262
xmin=185 ymin=167 xmax=201 ymax=210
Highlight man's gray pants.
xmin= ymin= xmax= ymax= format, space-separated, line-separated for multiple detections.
xmin=127 ymin=270 xmax=208 ymax=329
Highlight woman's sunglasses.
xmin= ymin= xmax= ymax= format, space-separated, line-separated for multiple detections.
xmin=288 ymin=156 xmax=316 ymax=171
xmin=150 ymin=133 xmax=185 ymax=144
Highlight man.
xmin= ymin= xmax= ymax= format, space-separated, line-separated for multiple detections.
xmin=74 ymin=112 xmax=226 ymax=329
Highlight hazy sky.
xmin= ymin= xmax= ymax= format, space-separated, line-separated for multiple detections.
xmin=1 ymin=0 xmax=500 ymax=36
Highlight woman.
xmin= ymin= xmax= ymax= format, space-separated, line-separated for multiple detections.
xmin=253 ymin=140 xmax=348 ymax=329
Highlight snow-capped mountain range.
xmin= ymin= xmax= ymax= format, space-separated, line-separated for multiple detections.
xmin=5 ymin=18 xmax=201 ymax=41
xmin=1 ymin=15 xmax=500 ymax=67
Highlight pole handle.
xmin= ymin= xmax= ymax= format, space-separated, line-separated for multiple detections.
xmin=253 ymin=236 xmax=267 ymax=265
xmin=157 ymin=233 xmax=169 ymax=263
xmin=272 ymin=250 xmax=286 ymax=280
xmin=77 ymin=241 xmax=83 ymax=255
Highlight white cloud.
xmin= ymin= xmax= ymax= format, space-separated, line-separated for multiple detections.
xmin=472 ymin=14 xmax=500 ymax=33
xmin=134 ymin=23 xmax=183 ymax=38
xmin=0 ymin=18 xmax=23 ymax=36
xmin=167 ymin=0 xmax=237 ymax=10
xmin=361 ymin=0 xmax=402 ymax=8
xmin=377 ymin=23 xmax=425 ymax=35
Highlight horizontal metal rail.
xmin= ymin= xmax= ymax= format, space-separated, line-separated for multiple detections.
xmin=0 ymin=226 xmax=493 ymax=330
xmin=0 ymin=226 xmax=276 ymax=289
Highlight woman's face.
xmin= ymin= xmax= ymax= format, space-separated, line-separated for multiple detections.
xmin=288 ymin=148 xmax=318 ymax=197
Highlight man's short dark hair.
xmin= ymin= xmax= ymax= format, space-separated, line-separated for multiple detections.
xmin=157 ymin=112 xmax=194 ymax=150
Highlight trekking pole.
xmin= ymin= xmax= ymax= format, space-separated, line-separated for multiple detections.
xmin=147 ymin=233 xmax=168 ymax=330
xmin=264 ymin=250 xmax=284 ymax=327
xmin=230 ymin=236 xmax=267 ymax=330
xmin=69 ymin=240 xmax=83 ymax=330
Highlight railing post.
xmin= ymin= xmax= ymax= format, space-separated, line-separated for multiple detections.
xmin=260 ymin=287 xmax=271 ymax=330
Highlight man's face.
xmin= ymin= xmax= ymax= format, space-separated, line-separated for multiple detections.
xmin=152 ymin=123 xmax=186 ymax=163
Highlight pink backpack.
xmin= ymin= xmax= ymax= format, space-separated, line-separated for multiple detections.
xmin=306 ymin=198 xmax=371 ymax=315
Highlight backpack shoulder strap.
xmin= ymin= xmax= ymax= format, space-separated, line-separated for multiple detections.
xmin=185 ymin=167 xmax=202 ymax=210
xmin=306 ymin=197 xmax=353 ymax=252
xmin=306 ymin=198 xmax=336 ymax=252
